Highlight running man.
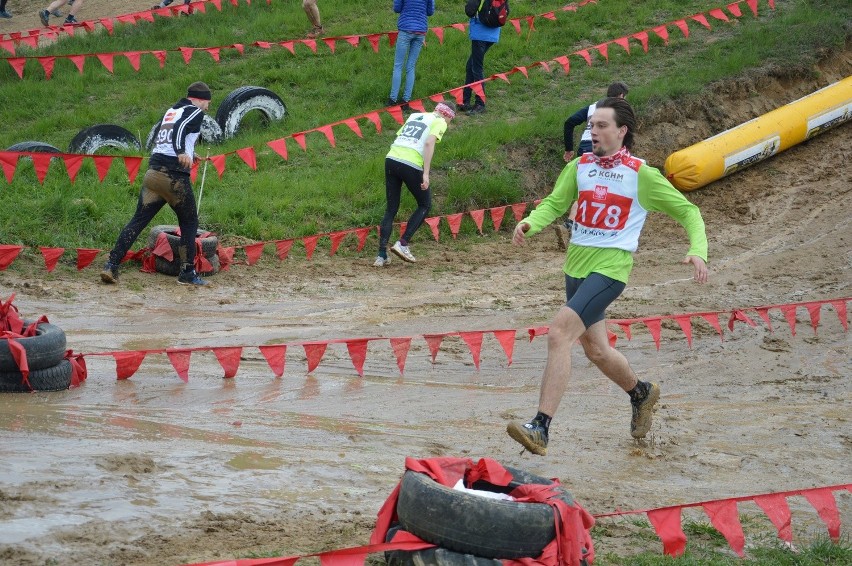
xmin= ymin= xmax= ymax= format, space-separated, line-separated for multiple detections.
xmin=507 ymin=97 xmax=708 ymax=456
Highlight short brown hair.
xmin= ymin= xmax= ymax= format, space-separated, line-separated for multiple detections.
xmin=596 ymin=97 xmax=636 ymax=150
xmin=606 ymin=82 xmax=629 ymax=98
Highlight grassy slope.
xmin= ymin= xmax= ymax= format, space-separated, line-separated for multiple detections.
xmin=0 ymin=0 xmax=848 ymax=251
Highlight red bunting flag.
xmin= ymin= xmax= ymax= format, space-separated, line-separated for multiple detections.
xmin=389 ymin=337 xmax=412 ymax=375
xmin=96 ymin=53 xmax=115 ymax=73
xmin=166 ymin=349 xmax=191 ymax=382
xmin=469 ymin=209 xmax=485 ymax=234
xmin=753 ymin=493 xmax=793 ymax=543
xmin=459 ymin=331 xmax=484 ymax=369
xmin=152 ymin=232 xmax=173 ymax=260
xmin=124 ymin=157 xmax=143 ymax=183
xmin=317 ymin=125 xmax=336 ymax=147
xmin=93 ymin=155 xmax=113 ymax=181
xmin=62 ymin=154 xmax=84 ymax=182
xmin=489 ymin=206 xmax=506 ymax=230
xmin=328 ymin=231 xmax=349 ymax=256
xmin=243 ymin=242 xmax=265 ymax=265
xmin=652 ymin=25 xmax=669 ymax=44
xmin=76 ymin=248 xmax=100 ymax=270
xmin=38 ymin=56 xmax=55 ymax=79
xmin=302 ymin=235 xmax=319 ymax=259
xmin=510 ymin=202 xmax=527 ymax=221
xmin=217 ymin=246 xmax=234 ymax=271
xmin=0 ymin=245 xmax=24 ymax=270
xmin=554 ymin=55 xmax=570 ymax=74
xmin=708 ymin=8 xmax=729 ymax=22
xmin=616 ymin=322 xmax=632 ymax=340
xmin=32 ymin=153 xmax=52 ymax=183
xmin=258 ymin=344 xmax=286 ymax=377
xmin=829 ymin=300 xmax=847 ymax=330
xmin=423 ymin=334 xmax=444 ymax=363
xmin=755 ymin=307 xmax=773 ymax=332
xmin=699 ymin=313 xmax=723 ymax=340
xmin=346 ymin=339 xmax=369 ymax=377
xmin=365 ymin=112 xmax=382 ymax=133
xmin=343 ymin=118 xmax=362 ymax=138
xmin=673 ymin=315 xmax=693 ymax=348
xmin=275 ymin=239 xmax=293 ymax=260
xmin=303 ymin=342 xmax=327 ymax=374
xmin=527 ymin=326 xmax=548 ymax=341
xmin=613 ymin=36 xmax=630 ymax=54
xmin=125 ymin=51 xmax=142 ymax=71
xmin=69 ymin=54 xmax=85 ymax=73
xmin=39 ymin=247 xmax=65 ymax=272
xmin=212 ymin=347 xmax=242 ymax=378
xmin=424 ymin=217 xmax=441 ymax=241
xmin=673 ymin=19 xmax=689 ymax=38
xmin=0 ymin=152 xmax=17 ymax=182
xmin=510 ymin=19 xmax=521 ymax=35
xmin=746 ymin=0 xmax=759 ymax=16
xmin=691 ymin=13 xmax=711 ymax=29
xmin=648 ymin=507 xmax=687 ymax=557
xmin=386 ymin=105 xmax=404 ymax=124
xmin=179 ymin=47 xmax=194 ymax=64
xmin=803 ymin=489 xmax=841 ymax=540
xmin=779 ymin=304 xmax=798 ymax=336
xmin=575 ymin=49 xmax=592 ymax=66
xmin=354 ymin=228 xmax=370 ymax=251
xmin=366 ymin=33 xmax=382 ymax=52
xmin=236 ymin=147 xmax=257 ymax=170
xmin=703 ymin=500 xmax=745 ymax=557
xmin=322 ymin=38 xmax=336 ymax=53
xmin=633 ymin=31 xmax=649 ymax=52
xmin=113 ymin=350 xmax=147 ymax=380
xmin=644 ymin=318 xmax=662 ymax=349
xmin=280 ymin=41 xmax=295 ymax=54
xmin=7 ymin=57 xmax=25 ymax=79
xmin=492 ymin=330 xmax=516 ymax=365
xmin=267 ymin=139 xmax=288 ymax=160
xmin=431 ymin=27 xmax=444 ymax=44
xmin=446 ymin=213 xmax=463 ymax=239
xmin=594 ymin=43 xmax=608 ymax=61
xmin=805 ymin=302 xmax=821 ymax=334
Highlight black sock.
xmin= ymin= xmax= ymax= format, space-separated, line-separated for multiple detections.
xmin=531 ymin=411 xmax=551 ymax=431
xmin=628 ymin=380 xmax=649 ymax=403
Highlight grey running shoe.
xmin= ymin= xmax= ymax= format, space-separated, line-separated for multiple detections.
xmin=390 ymin=241 xmax=416 ymax=263
xmin=630 ymin=382 xmax=660 ymax=438
xmin=506 ymin=420 xmax=548 ymax=456
xmin=39 ymin=9 xmax=50 ymax=26
xmin=372 ymin=256 xmax=391 ymax=267
xmin=100 ymin=262 xmax=119 ymax=284
xmin=177 ymin=269 xmax=208 ymax=286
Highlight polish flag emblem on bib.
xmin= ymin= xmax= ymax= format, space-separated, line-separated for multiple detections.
xmin=593 ymin=184 xmax=608 ymax=200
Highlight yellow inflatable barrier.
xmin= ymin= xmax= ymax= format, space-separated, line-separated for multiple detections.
xmin=664 ymin=76 xmax=852 ymax=191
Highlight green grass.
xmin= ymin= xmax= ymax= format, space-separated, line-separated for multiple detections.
xmin=0 ymin=0 xmax=849 ymax=252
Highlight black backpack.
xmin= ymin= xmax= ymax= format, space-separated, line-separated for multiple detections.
xmin=465 ymin=0 xmax=509 ymax=27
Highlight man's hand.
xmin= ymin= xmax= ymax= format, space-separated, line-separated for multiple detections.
xmin=178 ymin=153 xmax=192 ymax=168
xmin=421 ymin=172 xmax=430 ymax=190
xmin=513 ymin=222 xmax=530 ymax=246
xmin=683 ymin=255 xmax=708 ymax=283
xmin=563 ymin=150 xmax=574 ymax=162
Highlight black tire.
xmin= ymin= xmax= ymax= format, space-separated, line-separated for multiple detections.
xmin=0 ymin=321 xmax=67 ymax=372
xmin=6 ymin=141 xmax=62 ymax=154
xmin=397 ymin=466 xmax=578 ymax=560
xmin=0 ymin=359 xmax=73 ymax=393
xmin=154 ymin=253 xmax=220 ymax=277
xmin=146 ymin=225 xmax=219 ymax=276
xmin=215 ymin=86 xmax=287 ymax=139
xmin=384 ymin=524 xmax=502 ymax=566
xmin=145 ymin=114 xmax=222 ymax=150
xmin=68 ymin=124 xmax=142 ymax=154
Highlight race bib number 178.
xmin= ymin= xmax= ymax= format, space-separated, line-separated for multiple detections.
xmin=576 ymin=190 xmax=633 ymax=230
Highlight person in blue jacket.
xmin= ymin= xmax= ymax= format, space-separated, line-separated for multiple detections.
xmin=388 ymin=0 xmax=435 ymax=108
xmin=458 ymin=9 xmax=501 ymax=115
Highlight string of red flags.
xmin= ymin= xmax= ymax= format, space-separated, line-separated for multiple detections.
xmin=177 ymin=482 xmax=848 ymax=565
xmin=1 ymin=1 xmax=599 ymax=77
xmin=0 ymin=0 xmax=775 ymax=185
xmin=75 ymin=297 xmax=849 ymax=382
xmin=0 ymin=199 xmax=539 ymax=273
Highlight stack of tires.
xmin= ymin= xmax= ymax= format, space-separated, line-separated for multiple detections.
xmin=147 ymin=225 xmax=220 ymax=277
xmin=385 ymin=466 xmax=590 ymax=566
xmin=0 ymin=322 xmax=71 ymax=392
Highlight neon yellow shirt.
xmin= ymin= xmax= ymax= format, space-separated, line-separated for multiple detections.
xmin=523 ymin=158 xmax=708 ymax=283
xmin=386 ymin=112 xmax=447 ymax=170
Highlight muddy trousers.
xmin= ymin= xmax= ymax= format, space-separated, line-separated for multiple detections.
xmin=107 ymin=168 xmax=198 ymax=268
xmin=379 ymin=158 xmax=431 ymax=255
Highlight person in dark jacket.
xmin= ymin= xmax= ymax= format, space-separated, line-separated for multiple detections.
xmin=101 ymin=82 xmax=212 ymax=286
xmin=457 ymin=8 xmax=501 ymax=115
xmin=388 ymin=0 xmax=435 ymax=108
xmin=563 ymin=82 xmax=628 ymax=161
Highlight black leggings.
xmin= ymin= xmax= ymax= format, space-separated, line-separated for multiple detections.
xmin=565 ymin=272 xmax=626 ymax=328
xmin=108 ymin=167 xmax=198 ymax=267
xmin=0 ymin=0 xmax=7 ymax=11
xmin=379 ymin=158 xmax=431 ymax=253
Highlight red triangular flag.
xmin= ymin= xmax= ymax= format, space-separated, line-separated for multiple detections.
xmin=322 ymin=38 xmax=336 ymax=53
xmin=779 ymin=304 xmax=798 ymax=336
xmin=805 ymin=302 xmax=821 ymax=334
xmin=292 ymin=133 xmax=307 ymax=151
xmin=346 ymin=339 xmax=369 ymax=377
xmin=152 ymin=231 xmax=173 ymax=260
xmin=217 ymin=246 xmax=234 ymax=271
xmin=673 ymin=19 xmax=689 ymax=38
xmin=510 ymin=202 xmax=527 ymax=221
xmin=673 ymin=315 xmax=693 ymax=348
xmin=708 ymin=8 xmax=729 ymax=22
xmin=96 ymin=53 xmax=115 ymax=73
xmin=446 ymin=213 xmax=463 ymax=239
xmin=236 ymin=147 xmax=257 ymax=170
xmin=303 ymin=342 xmax=327 ymax=374
xmin=113 ymin=350 xmax=146 ymax=380
xmin=366 ymin=33 xmax=382 ymax=52
xmin=753 ymin=494 xmax=793 ymax=543
xmin=166 ymin=349 xmax=191 ymax=382
xmin=431 ymin=27 xmax=444 ymax=44
xmin=803 ymin=488 xmax=842 ymax=541
xmin=613 ymin=36 xmax=630 ymax=54
xmin=328 ymin=231 xmax=348 ymax=256
xmin=728 ymin=309 xmax=757 ymax=331
xmin=691 ymin=14 xmax=711 ymax=29
xmin=124 ymin=51 xmax=142 ymax=71
xmin=616 ymin=321 xmax=632 ymax=340
xmin=647 ymin=507 xmax=687 ymax=557
xmin=317 ymin=125 xmax=336 ymax=147
xmin=389 ymin=337 xmax=411 ymax=375
xmin=386 ymin=105 xmax=404 ymax=124
xmin=344 ymin=35 xmax=360 ymax=48
xmin=746 ymin=0 xmax=759 ymax=17
xmin=702 ymin=500 xmax=745 ymax=557
xmin=829 ymin=300 xmax=847 ymax=331
xmin=37 ymin=56 xmax=55 ymax=79
xmin=93 ymin=155 xmax=113 ymax=181
xmin=699 ymin=313 xmax=723 ymax=340
xmin=152 ymin=50 xmax=166 ymax=68
xmin=594 ymin=43 xmax=608 ymax=61
xmin=354 ymin=228 xmax=370 ymax=251
xmin=204 ymin=47 xmax=221 ymax=62
xmin=408 ymin=100 xmax=425 ymax=113
xmin=39 ymin=247 xmax=65 ymax=272
xmin=527 ymin=326 xmax=548 ymax=341
xmin=267 ymin=138 xmax=288 ymax=160
xmin=243 ymin=242 xmax=265 ymax=265
xmin=652 ymin=25 xmax=669 ymax=44
xmin=0 ymin=152 xmax=18 ymax=182
xmin=0 ymin=245 xmax=24 ymax=270
xmin=755 ymin=307 xmax=773 ymax=332
xmin=365 ymin=111 xmax=382 ymax=133
xmin=644 ymin=318 xmax=662 ymax=350
xmin=469 ymin=209 xmax=485 ymax=234
xmin=302 ymin=235 xmax=319 ymax=259
xmin=490 ymin=206 xmax=507 ymax=230
xmin=76 ymin=248 xmax=100 ymax=270
xmin=492 ymin=330 xmax=515 ymax=365
xmin=124 ymin=156 xmax=143 ymax=183
xmin=258 ymin=344 xmax=287 ymax=377
xmin=212 ymin=347 xmax=242 ymax=378
xmin=7 ymin=57 xmax=26 ymax=79
xmin=179 ymin=47 xmax=194 ymax=64
xmin=633 ymin=31 xmax=649 ymax=52
xmin=343 ymin=118 xmax=363 ymax=138
xmin=423 ymin=334 xmax=444 ymax=363
xmin=459 ymin=331 xmax=483 ymax=369
xmin=69 ymin=54 xmax=85 ymax=73
xmin=575 ymin=49 xmax=592 ymax=66
xmin=279 ymin=41 xmax=295 ymax=54
xmin=32 ymin=153 xmax=52 ymax=184
xmin=554 ymin=55 xmax=570 ymax=74
xmin=510 ymin=19 xmax=521 ymax=34
xmin=274 ymin=239 xmax=293 ymax=260
xmin=424 ymin=216 xmax=441 ymax=241
xmin=63 ymin=154 xmax=84 ymax=183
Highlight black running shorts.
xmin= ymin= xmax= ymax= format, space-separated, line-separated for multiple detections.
xmin=564 ymin=272 xmax=626 ymax=328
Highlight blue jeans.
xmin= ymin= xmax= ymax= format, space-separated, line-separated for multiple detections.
xmin=463 ymin=39 xmax=494 ymax=107
xmin=390 ymin=31 xmax=426 ymax=102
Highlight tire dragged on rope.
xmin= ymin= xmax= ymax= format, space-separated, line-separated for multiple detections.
xmin=0 ymin=359 xmax=73 ymax=393
xmin=145 ymin=114 xmax=223 ymax=150
xmin=0 ymin=321 xmax=67 ymax=372
xmin=215 ymin=86 xmax=287 ymax=139
xmin=397 ymin=466 xmax=585 ymax=561
xmin=68 ymin=124 xmax=142 ymax=154
xmin=384 ymin=524 xmax=502 ymax=566
xmin=146 ymin=225 xmax=220 ymax=276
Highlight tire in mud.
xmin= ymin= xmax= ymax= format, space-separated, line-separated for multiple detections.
xmin=0 ymin=322 xmax=67 ymax=372
xmin=384 ymin=524 xmax=502 ymax=566
xmin=0 ymin=359 xmax=73 ymax=393
xmin=146 ymin=225 xmax=220 ymax=276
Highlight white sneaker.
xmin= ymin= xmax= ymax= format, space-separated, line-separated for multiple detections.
xmin=391 ymin=241 xmax=416 ymax=263
xmin=373 ymin=256 xmax=391 ymax=267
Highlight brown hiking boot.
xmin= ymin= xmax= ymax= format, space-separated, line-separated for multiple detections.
xmin=507 ymin=420 xmax=548 ymax=456
xmin=630 ymin=382 xmax=660 ymax=438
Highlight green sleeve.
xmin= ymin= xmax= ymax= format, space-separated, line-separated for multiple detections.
xmin=522 ymin=159 xmax=579 ymax=236
xmin=637 ymin=165 xmax=708 ymax=262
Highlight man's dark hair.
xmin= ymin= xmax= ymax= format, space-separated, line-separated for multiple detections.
xmin=596 ymin=97 xmax=636 ymax=150
xmin=606 ymin=81 xmax=629 ymax=98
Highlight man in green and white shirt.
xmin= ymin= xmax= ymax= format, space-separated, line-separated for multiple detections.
xmin=507 ymin=97 xmax=708 ymax=456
